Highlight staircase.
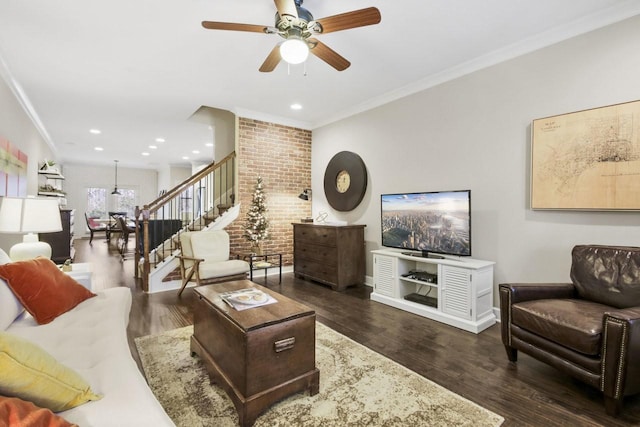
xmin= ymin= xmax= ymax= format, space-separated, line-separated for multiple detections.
xmin=134 ymin=152 xmax=237 ymax=292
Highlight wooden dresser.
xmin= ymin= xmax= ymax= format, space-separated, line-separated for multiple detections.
xmin=293 ymin=223 xmax=365 ymax=291
xmin=39 ymin=209 xmax=75 ymax=264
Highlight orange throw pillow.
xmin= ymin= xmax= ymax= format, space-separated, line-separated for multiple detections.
xmin=0 ymin=258 xmax=95 ymax=325
xmin=0 ymin=396 xmax=78 ymax=427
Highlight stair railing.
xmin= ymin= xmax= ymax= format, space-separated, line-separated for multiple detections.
xmin=134 ymin=151 xmax=236 ymax=291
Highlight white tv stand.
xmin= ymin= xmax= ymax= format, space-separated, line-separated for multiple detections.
xmin=370 ymin=249 xmax=496 ymax=334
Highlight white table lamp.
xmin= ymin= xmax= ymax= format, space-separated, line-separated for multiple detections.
xmin=0 ymin=197 xmax=63 ymax=261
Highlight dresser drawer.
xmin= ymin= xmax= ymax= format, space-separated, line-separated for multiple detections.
xmin=294 ymin=244 xmax=337 ymax=265
xmin=294 ymin=226 xmax=337 ymax=247
xmin=295 ymin=259 xmax=338 ymax=285
xmin=292 ymin=223 xmax=365 ymax=291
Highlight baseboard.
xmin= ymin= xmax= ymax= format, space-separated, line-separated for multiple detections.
xmin=364 ymin=275 xmax=373 ymax=287
xmin=152 ymin=271 xmax=502 ymax=325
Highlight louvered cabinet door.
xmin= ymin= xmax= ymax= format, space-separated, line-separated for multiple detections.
xmin=441 ymin=265 xmax=472 ymax=320
xmin=373 ymin=254 xmax=395 ymax=297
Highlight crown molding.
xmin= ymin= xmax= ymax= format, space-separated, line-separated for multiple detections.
xmin=312 ymin=2 xmax=640 ymax=129
xmin=0 ymin=51 xmax=58 ymax=156
xmin=233 ymin=107 xmax=313 ymax=130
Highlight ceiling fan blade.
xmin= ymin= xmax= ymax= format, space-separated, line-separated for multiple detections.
xmin=259 ymin=45 xmax=282 ymax=72
xmin=202 ymin=21 xmax=271 ymax=34
xmin=315 ymin=7 xmax=381 ymax=34
xmin=274 ymin=0 xmax=298 ymax=18
xmin=308 ymin=39 xmax=350 ymax=71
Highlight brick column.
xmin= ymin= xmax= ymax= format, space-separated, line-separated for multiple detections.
xmin=227 ymin=118 xmax=312 ymax=267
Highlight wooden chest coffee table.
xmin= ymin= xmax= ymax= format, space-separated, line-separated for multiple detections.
xmin=191 ymin=280 xmax=319 ymax=427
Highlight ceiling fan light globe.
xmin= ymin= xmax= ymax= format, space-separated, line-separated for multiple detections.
xmin=280 ymin=38 xmax=309 ymax=64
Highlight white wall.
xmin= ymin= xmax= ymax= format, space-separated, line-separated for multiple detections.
xmin=188 ymin=105 xmax=234 ymax=162
xmin=213 ymin=109 xmax=235 ymax=161
xmin=0 ymin=70 xmax=56 ymax=251
xmin=170 ymin=165 xmax=192 ymax=189
xmin=63 ymin=163 xmax=158 ymax=238
xmin=312 ymin=15 xmax=640 ymax=305
xmin=156 ymin=164 xmax=191 ymax=194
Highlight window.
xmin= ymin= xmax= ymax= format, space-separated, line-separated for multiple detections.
xmin=87 ymin=187 xmax=137 ymax=218
xmin=87 ymin=187 xmax=107 ymax=218
xmin=114 ymin=188 xmax=137 ymax=217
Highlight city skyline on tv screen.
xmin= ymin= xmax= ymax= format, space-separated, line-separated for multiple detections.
xmin=381 ymin=191 xmax=471 ymax=256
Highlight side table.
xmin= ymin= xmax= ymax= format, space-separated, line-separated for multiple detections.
xmin=62 ymin=262 xmax=93 ymax=290
xmin=241 ymin=253 xmax=282 ymax=283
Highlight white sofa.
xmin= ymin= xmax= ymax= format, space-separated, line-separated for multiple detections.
xmin=4 ymin=286 xmax=175 ymax=426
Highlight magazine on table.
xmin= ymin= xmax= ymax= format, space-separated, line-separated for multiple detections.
xmin=220 ymin=288 xmax=277 ymax=311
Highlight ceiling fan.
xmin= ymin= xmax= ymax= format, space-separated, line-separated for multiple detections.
xmin=202 ymin=0 xmax=381 ymax=72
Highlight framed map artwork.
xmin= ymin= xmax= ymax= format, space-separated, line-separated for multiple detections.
xmin=531 ymin=100 xmax=640 ymax=210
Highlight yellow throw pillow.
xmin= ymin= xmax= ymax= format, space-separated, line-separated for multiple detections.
xmin=0 ymin=332 xmax=101 ymax=412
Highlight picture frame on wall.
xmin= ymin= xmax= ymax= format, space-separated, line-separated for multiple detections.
xmin=531 ymin=99 xmax=640 ymax=210
xmin=0 ymin=137 xmax=28 ymax=197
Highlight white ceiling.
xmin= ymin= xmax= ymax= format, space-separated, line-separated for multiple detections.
xmin=1 ymin=0 xmax=639 ymax=169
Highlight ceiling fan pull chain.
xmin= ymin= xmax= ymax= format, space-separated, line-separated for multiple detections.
xmin=304 ymin=61 xmax=307 ymax=77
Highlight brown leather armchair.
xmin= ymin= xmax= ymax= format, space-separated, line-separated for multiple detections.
xmin=499 ymin=245 xmax=640 ymax=416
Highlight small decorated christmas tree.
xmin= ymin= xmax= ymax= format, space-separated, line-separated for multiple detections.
xmin=243 ymin=176 xmax=269 ymax=253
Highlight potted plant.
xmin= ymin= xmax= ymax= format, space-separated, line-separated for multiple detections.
xmin=39 ymin=159 xmax=60 ymax=174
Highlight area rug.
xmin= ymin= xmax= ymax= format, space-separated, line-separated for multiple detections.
xmin=135 ymin=323 xmax=504 ymax=426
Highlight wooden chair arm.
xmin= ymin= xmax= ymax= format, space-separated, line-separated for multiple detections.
xmin=175 ymin=255 xmax=205 ymax=263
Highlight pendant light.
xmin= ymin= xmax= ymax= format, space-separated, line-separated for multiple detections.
xmin=111 ymin=160 xmax=121 ymax=195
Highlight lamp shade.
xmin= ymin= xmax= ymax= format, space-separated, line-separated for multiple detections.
xmin=22 ymin=198 xmax=63 ymax=233
xmin=298 ymin=189 xmax=311 ymax=201
xmin=0 ymin=197 xmax=23 ymax=233
xmin=111 ymin=160 xmax=121 ymax=195
xmin=0 ymin=197 xmax=63 ymax=233
xmin=0 ymin=197 xmax=63 ymax=261
xmin=280 ymin=38 xmax=309 ymax=65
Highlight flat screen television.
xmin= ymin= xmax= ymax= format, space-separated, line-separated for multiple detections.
xmin=381 ymin=190 xmax=471 ymax=257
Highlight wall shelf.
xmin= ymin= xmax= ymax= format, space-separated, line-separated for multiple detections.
xmin=37 ymin=191 xmax=66 ymax=197
xmin=38 ymin=165 xmax=66 ymax=199
xmin=38 ymin=170 xmax=65 ymax=179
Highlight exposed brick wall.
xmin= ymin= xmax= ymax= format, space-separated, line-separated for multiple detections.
xmin=226 ymin=118 xmax=312 ymax=266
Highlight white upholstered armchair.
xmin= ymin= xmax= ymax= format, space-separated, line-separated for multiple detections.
xmin=176 ymin=230 xmax=249 ymax=296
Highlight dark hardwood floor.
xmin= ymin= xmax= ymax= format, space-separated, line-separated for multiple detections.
xmin=75 ymin=237 xmax=640 ymax=427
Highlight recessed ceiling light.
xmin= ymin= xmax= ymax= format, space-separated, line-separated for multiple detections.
xmin=290 ymin=103 xmax=303 ymax=110
xmin=89 ymin=129 xmax=101 ymax=134
xmin=94 ymin=147 xmax=104 ymax=151
xmin=182 ymin=156 xmax=189 ymax=160
xmin=192 ymin=150 xmax=200 ymax=154
xmin=142 ymin=152 xmax=150 ymax=156
xmin=155 ymin=138 xmax=165 ymax=143
xmin=205 ymin=142 xmax=213 ymax=147
xmin=149 ymin=145 xmax=157 ymax=149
